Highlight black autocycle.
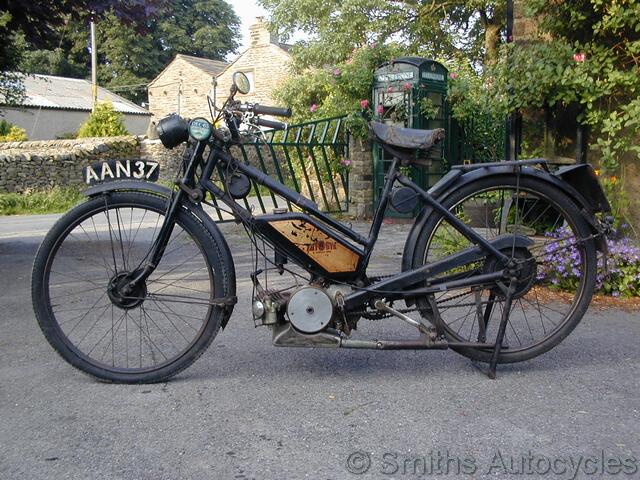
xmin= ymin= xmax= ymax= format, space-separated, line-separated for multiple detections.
xmin=31 ymin=72 xmax=612 ymax=383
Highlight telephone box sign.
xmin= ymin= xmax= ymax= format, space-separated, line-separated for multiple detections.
xmin=421 ymin=72 xmax=445 ymax=82
xmin=375 ymin=71 xmax=414 ymax=83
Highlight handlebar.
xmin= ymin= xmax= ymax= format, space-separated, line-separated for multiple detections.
xmin=253 ymin=104 xmax=292 ymax=117
xmin=254 ymin=117 xmax=287 ymax=131
xmin=244 ymin=104 xmax=291 ymax=118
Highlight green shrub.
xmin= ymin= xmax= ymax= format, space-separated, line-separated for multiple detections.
xmin=0 ymin=119 xmax=28 ymax=142
xmin=77 ymin=102 xmax=128 ymax=138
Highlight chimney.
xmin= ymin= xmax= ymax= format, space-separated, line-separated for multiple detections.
xmin=249 ymin=17 xmax=277 ymax=47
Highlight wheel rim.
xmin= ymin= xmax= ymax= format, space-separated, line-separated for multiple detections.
xmin=422 ymin=183 xmax=591 ymax=355
xmin=42 ymin=198 xmax=216 ymax=373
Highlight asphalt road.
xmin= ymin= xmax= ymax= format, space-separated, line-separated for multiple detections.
xmin=1 ymin=213 xmax=639 ymax=480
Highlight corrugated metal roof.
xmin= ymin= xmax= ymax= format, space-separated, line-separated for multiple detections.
xmin=4 ymin=74 xmax=151 ymax=115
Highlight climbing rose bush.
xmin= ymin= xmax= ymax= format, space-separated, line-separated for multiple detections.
xmin=538 ymin=227 xmax=640 ymax=298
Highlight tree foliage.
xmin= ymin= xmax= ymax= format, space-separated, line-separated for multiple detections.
xmin=76 ymin=102 xmax=128 ymax=137
xmin=492 ymin=0 xmax=640 ymax=173
xmin=274 ymin=43 xmax=407 ymax=137
xmin=0 ymin=1 xmax=164 ymax=51
xmin=259 ymin=0 xmax=505 ymax=69
xmin=4 ymin=0 xmax=240 ymax=104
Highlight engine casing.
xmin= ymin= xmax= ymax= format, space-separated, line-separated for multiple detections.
xmin=286 ymin=286 xmax=334 ymax=333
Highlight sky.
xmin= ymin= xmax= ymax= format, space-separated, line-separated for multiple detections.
xmin=227 ymin=0 xmax=269 ymax=53
xmin=226 ymin=0 xmax=306 ymax=58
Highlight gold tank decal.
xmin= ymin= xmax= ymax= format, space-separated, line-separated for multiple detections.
xmin=269 ymin=220 xmax=360 ymax=273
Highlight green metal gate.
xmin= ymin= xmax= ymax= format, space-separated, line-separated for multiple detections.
xmin=206 ymin=116 xmax=350 ymax=222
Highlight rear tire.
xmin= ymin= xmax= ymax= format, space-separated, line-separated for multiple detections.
xmin=32 ymin=191 xmax=232 ymax=383
xmin=411 ymin=175 xmax=597 ymax=364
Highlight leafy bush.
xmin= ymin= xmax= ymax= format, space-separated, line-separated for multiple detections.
xmin=276 ymin=44 xmax=506 ymax=157
xmin=538 ymin=227 xmax=640 ymax=297
xmin=0 ymin=187 xmax=84 ymax=215
xmin=491 ymin=0 xmax=640 ymax=175
xmin=274 ymin=42 xmax=407 ymax=138
xmin=0 ymin=119 xmax=28 ymax=142
xmin=77 ymin=101 xmax=128 ymax=138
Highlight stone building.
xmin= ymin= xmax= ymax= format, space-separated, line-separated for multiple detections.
xmin=147 ymin=18 xmax=292 ymax=122
xmin=147 ymin=54 xmax=228 ymax=121
xmin=214 ymin=17 xmax=292 ymax=111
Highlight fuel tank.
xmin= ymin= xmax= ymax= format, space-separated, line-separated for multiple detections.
xmin=254 ymin=212 xmax=364 ymax=278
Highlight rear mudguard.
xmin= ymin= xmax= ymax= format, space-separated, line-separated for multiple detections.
xmin=401 ymin=162 xmax=609 ymax=276
xmin=84 ymin=180 xmax=237 ymax=329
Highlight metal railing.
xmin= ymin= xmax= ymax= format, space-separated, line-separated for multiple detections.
xmin=207 ymin=116 xmax=350 ymax=222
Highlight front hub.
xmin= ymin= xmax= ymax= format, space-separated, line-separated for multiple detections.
xmin=107 ymin=272 xmax=147 ymax=310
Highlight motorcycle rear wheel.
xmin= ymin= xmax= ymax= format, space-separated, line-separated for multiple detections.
xmin=410 ymin=175 xmax=597 ymax=364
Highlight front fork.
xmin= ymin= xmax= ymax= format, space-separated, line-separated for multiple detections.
xmin=121 ymin=140 xmax=208 ymax=293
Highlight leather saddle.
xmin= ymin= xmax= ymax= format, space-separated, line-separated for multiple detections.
xmin=370 ymin=121 xmax=445 ymax=163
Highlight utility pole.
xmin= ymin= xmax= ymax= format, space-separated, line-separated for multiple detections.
xmin=504 ymin=0 xmax=517 ymax=161
xmin=90 ymin=11 xmax=98 ymax=112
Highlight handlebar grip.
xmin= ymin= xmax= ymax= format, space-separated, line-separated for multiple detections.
xmin=252 ymin=104 xmax=292 ymax=117
xmin=255 ymin=117 xmax=287 ymax=130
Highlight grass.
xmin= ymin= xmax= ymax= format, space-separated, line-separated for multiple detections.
xmin=0 ymin=187 xmax=85 ymax=215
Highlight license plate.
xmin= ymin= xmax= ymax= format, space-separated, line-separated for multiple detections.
xmin=83 ymin=160 xmax=160 ymax=185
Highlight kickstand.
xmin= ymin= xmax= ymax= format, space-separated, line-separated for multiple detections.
xmin=473 ymin=277 xmax=516 ymax=380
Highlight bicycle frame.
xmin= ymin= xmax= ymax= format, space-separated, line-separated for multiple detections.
xmin=129 ymin=138 xmax=516 ymax=314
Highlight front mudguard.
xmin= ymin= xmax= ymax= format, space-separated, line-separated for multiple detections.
xmin=84 ymin=180 xmax=237 ymax=329
xmin=401 ymin=162 xmax=609 ymax=276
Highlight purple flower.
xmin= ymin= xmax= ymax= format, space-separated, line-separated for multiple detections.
xmin=309 ymin=103 xmax=318 ymax=113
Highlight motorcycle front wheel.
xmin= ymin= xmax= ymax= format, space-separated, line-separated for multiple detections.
xmin=32 ymin=191 xmax=231 ymax=383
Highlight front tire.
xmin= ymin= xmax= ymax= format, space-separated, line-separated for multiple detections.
xmin=32 ymin=191 xmax=232 ymax=383
xmin=411 ymin=175 xmax=597 ymax=364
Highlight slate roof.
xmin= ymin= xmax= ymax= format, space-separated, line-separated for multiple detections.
xmin=2 ymin=74 xmax=151 ymax=115
xmin=175 ymin=54 xmax=228 ymax=76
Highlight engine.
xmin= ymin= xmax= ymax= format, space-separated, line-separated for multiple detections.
xmin=253 ymin=283 xmax=353 ymax=334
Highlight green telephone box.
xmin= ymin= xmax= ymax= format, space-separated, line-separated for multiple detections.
xmin=372 ymin=57 xmax=451 ymax=218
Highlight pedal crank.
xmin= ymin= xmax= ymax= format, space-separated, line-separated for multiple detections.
xmin=374 ymin=300 xmax=433 ymax=336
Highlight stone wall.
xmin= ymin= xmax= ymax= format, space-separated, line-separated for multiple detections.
xmin=139 ymin=139 xmax=185 ymax=181
xmin=513 ymin=0 xmax=539 ymax=41
xmin=348 ymin=137 xmax=374 ymax=219
xmin=0 ymin=133 xmax=373 ymax=219
xmin=0 ymin=137 xmax=183 ymax=193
